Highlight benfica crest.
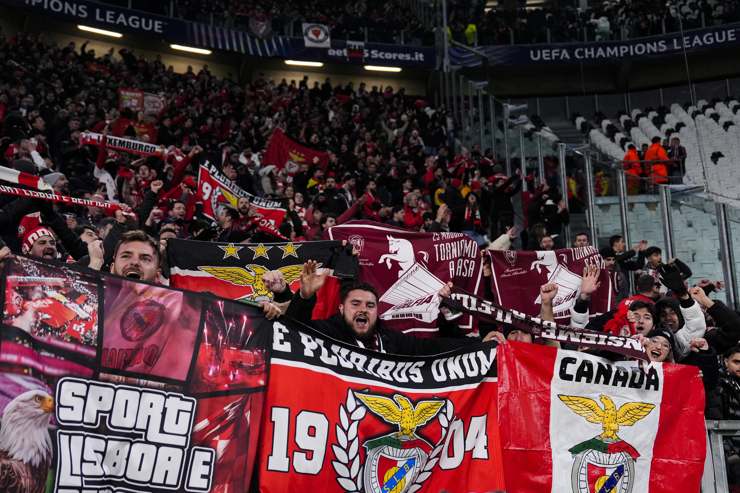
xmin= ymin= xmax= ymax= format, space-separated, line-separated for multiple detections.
xmin=197 ymin=264 xmax=303 ymax=302
xmin=559 ymin=394 xmax=655 ymax=493
xmin=332 ymin=390 xmax=455 ymax=493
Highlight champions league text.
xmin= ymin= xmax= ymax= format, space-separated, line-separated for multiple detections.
xmin=54 ymin=378 xmax=215 ymax=493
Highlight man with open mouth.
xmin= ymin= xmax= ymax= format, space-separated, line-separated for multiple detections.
xmin=283 ymin=260 xmax=483 ymax=355
xmin=110 ymin=230 xmax=161 ymax=283
xmin=21 ymin=226 xmax=59 ymax=260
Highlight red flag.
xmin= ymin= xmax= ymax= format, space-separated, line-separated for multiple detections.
xmin=197 ymin=164 xmax=287 ymax=228
xmin=498 ymin=342 xmax=706 ymax=493
xmin=488 ymin=247 xmax=614 ymax=324
xmin=257 ymin=321 xmax=504 ymax=492
xmin=263 ymin=128 xmax=329 ymax=172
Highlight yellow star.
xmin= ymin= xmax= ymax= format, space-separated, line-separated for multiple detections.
xmin=278 ymin=242 xmax=301 ymax=259
xmin=248 ymin=243 xmax=271 ymax=259
xmin=219 ymin=243 xmax=243 ymax=260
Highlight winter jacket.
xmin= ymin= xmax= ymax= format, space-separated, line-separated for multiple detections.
xmin=613 ymin=250 xmax=645 ymax=301
xmin=284 ymin=291 xmax=474 ymax=356
xmin=710 ymin=367 xmax=740 ymax=421
xmin=704 ymin=300 xmax=740 ymax=354
xmin=655 ymin=297 xmax=707 ymax=360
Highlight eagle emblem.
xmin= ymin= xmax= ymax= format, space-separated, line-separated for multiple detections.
xmin=558 ymin=394 xmax=655 ymax=442
xmin=0 ymin=390 xmax=54 ymax=493
xmin=198 ymin=265 xmax=304 ymax=301
xmin=334 ymin=392 xmax=447 ymax=493
xmin=288 ymin=150 xmax=306 ymax=163
xmin=355 ymin=393 xmax=444 ymax=442
xmin=559 ymin=394 xmax=655 ymax=493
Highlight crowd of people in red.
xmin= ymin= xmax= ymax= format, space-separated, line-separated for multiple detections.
xmin=5 ymin=25 xmax=740 ymax=487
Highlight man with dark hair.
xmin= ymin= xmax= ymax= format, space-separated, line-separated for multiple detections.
xmin=577 ymin=273 xmax=660 ymax=334
xmin=539 ymin=235 xmax=555 ymax=251
xmin=284 ymin=260 xmax=491 ymax=354
xmin=169 ymin=200 xmax=187 ymax=222
xmin=75 ymin=225 xmax=99 ymax=244
xmin=386 ymin=206 xmax=405 ymax=228
xmin=704 ymin=344 xmax=740 ymax=481
xmin=604 ymin=236 xmax=647 ymax=301
xmin=573 ymin=232 xmax=589 ymax=248
xmin=641 ymin=246 xmax=691 ymax=293
xmin=110 ymin=230 xmax=161 ymax=283
xmin=216 ymin=206 xmax=246 ymax=243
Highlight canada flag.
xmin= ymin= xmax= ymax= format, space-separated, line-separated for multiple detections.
xmin=497 ymin=342 xmax=706 ymax=493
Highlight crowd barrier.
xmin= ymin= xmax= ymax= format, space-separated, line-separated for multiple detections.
xmin=704 ymin=420 xmax=740 ymax=492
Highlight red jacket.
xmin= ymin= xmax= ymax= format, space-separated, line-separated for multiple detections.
xmin=403 ymin=205 xmax=424 ymax=230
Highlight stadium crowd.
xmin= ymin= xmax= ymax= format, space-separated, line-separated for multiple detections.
xmin=3 ymin=30 xmax=740 ymax=459
xmin=101 ymin=0 xmax=740 ymax=46
xmin=449 ymin=0 xmax=740 ymax=45
xmin=101 ymin=0 xmax=429 ymax=44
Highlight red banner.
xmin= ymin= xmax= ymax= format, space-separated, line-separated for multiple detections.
xmin=119 ymin=88 xmax=165 ymax=115
xmin=498 ymin=342 xmax=706 ymax=493
xmin=488 ymin=247 xmax=614 ymax=324
xmin=329 ymin=221 xmax=483 ymax=337
xmin=0 ymin=164 xmax=52 ymax=190
xmin=257 ymin=321 xmax=504 ymax=492
xmin=0 ymin=183 xmax=124 ymax=212
xmin=197 ymin=164 xmax=287 ymax=226
xmin=262 ymin=128 xmax=329 ymax=172
xmin=118 ymin=88 xmax=144 ymax=111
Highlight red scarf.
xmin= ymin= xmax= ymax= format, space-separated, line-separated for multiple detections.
xmin=464 ymin=206 xmax=481 ymax=227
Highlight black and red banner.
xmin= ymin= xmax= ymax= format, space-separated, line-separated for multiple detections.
xmin=0 ymin=256 xmax=268 ymax=493
xmin=197 ymin=163 xmax=287 ymax=226
xmin=257 ymin=320 xmax=505 ymax=492
xmin=167 ymin=238 xmax=354 ymax=319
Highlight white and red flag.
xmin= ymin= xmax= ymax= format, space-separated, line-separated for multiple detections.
xmin=497 ymin=341 xmax=706 ymax=493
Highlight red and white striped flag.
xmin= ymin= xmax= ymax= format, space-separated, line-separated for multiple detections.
xmin=0 ymin=165 xmax=52 ymax=190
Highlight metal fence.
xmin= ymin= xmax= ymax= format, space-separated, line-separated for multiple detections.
xmin=704 ymin=420 xmax=740 ymax=492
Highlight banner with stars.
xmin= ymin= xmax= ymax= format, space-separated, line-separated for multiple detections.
xmin=167 ymin=238 xmax=356 ymax=318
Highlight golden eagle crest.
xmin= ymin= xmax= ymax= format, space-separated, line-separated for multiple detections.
xmin=355 ymin=393 xmax=445 ymax=441
xmin=558 ymin=394 xmax=655 ymax=441
xmin=198 ymin=264 xmax=304 ymax=301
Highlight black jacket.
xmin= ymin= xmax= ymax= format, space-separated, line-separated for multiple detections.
xmin=614 ymin=250 xmax=645 ymax=300
xmin=709 ymin=367 xmax=740 ymax=421
xmin=705 ymin=300 xmax=740 ymax=355
xmin=284 ymin=291 xmax=474 ymax=356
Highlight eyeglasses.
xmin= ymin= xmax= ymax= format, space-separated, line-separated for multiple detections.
xmin=649 ymin=338 xmax=671 ymax=350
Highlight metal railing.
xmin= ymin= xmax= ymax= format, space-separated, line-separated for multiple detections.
xmin=704 ymin=420 xmax=740 ymax=492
